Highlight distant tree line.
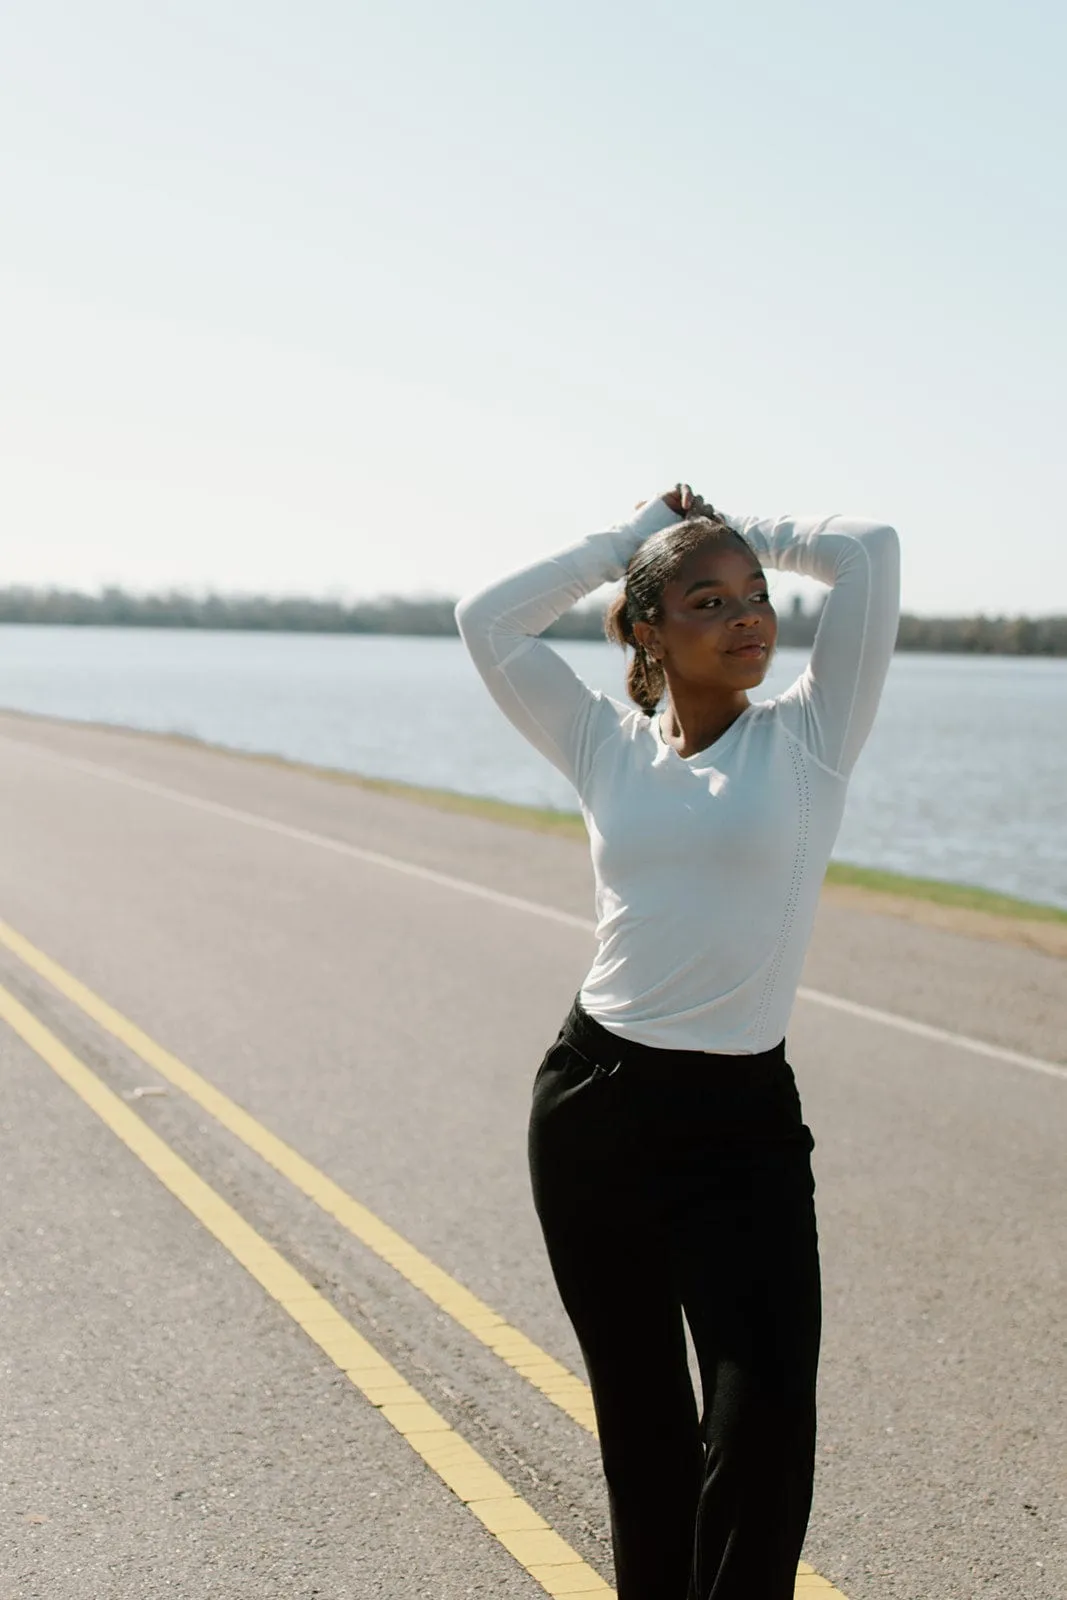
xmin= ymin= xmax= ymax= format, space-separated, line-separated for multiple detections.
xmin=0 ymin=586 xmax=1064 ymax=655
xmin=893 ymin=612 xmax=1067 ymax=655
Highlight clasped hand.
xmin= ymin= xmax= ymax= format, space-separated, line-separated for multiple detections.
xmin=635 ymin=482 xmax=711 ymax=517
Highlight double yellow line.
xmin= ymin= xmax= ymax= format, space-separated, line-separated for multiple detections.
xmin=0 ymin=916 xmax=845 ymax=1598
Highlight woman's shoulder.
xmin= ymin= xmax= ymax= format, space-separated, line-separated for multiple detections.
xmin=588 ymin=692 xmax=652 ymax=745
xmin=748 ymin=681 xmax=851 ymax=780
xmin=581 ymin=691 xmax=656 ymax=764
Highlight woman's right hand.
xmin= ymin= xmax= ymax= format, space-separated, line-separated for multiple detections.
xmin=635 ymin=483 xmax=699 ymax=516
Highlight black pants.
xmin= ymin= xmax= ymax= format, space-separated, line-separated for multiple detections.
xmin=528 ymin=995 xmax=822 ymax=1600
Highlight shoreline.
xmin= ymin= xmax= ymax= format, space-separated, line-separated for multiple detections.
xmin=2 ymin=615 xmax=1066 ymax=659
xmin=3 ymin=705 xmax=1065 ymax=958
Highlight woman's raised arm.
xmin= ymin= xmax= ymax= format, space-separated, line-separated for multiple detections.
xmin=719 ymin=509 xmax=901 ymax=777
xmin=455 ymin=495 xmax=681 ymax=790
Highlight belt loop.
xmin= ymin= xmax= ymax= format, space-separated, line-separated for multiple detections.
xmin=592 ymin=1057 xmax=623 ymax=1079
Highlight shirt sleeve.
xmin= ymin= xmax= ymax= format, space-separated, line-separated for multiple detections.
xmin=454 ymin=496 xmax=681 ymax=791
xmin=719 ymin=510 xmax=901 ymax=778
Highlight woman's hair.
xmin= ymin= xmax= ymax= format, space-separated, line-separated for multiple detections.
xmin=604 ymin=512 xmax=757 ymax=714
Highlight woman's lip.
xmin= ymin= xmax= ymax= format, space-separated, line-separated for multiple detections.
xmin=726 ymin=641 xmax=767 ymax=657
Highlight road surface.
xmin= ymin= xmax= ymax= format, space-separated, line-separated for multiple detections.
xmin=1 ymin=709 xmax=1063 ymax=1599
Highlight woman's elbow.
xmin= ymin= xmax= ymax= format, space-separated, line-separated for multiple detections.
xmin=848 ymin=518 xmax=900 ymax=570
xmin=874 ymin=521 xmax=901 ymax=570
xmin=454 ymin=591 xmax=518 ymax=682
xmin=454 ymin=588 xmax=486 ymax=643
xmin=869 ymin=520 xmax=900 ymax=553
xmin=869 ymin=522 xmax=901 ymax=604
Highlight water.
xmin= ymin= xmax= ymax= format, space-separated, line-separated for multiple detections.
xmin=1 ymin=626 xmax=1065 ymax=909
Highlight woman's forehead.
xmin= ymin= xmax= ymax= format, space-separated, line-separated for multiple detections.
xmin=669 ymin=540 xmax=764 ymax=590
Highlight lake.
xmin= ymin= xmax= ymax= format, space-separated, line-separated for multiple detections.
xmin=1 ymin=626 xmax=1064 ymax=910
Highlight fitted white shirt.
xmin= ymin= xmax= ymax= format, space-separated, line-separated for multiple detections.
xmin=455 ymin=496 xmax=901 ymax=1053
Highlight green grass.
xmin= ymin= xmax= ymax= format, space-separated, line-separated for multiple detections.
xmin=17 ymin=710 xmax=1064 ymax=926
xmin=821 ymin=862 xmax=1067 ymax=923
xmin=344 ymin=769 xmax=1067 ymax=924
xmin=353 ymin=773 xmax=589 ymax=838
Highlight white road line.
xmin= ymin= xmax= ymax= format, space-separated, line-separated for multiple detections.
xmin=0 ymin=736 xmax=589 ymax=931
xmin=796 ymin=989 xmax=1067 ymax=1082
xmin=3 ymin=732 xmax=1065 ymax=1084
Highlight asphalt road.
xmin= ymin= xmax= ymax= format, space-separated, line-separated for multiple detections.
xmin=1 ymin=709 xmax=1064 ymax=1600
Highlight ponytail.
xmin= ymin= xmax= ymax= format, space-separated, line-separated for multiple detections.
xmin=604 ymin=591 xmax=666 ymax=715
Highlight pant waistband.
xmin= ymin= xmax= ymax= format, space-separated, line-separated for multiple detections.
xmin=560 ymin=994 xmax=788 ymax=1079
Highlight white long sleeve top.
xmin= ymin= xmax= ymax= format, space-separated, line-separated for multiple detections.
xmin=455 ymin=496 xmax=901 ymax=1053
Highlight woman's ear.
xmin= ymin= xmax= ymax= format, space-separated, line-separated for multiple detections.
xmin=632 ymin=620 xmax=660 ymax=661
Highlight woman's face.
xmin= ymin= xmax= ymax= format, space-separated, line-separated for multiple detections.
xmin=638 ymin=541 xmax=778 ymax=691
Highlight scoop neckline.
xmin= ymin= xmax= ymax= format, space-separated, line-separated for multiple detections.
xmin=652 ymin=703 xmax=756 ymax=763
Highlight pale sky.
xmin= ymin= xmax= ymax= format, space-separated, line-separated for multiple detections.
xmin=1 ymin=0 xmax=1063 ymax=615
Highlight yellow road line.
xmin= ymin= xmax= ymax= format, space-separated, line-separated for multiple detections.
xmin=0 ymin=982 xmax=613 ymax=1598
xmin=0 ymin=919 xmax=850 ymax=1599
xmin=0 ymin=917 xmax=596 ymax=1432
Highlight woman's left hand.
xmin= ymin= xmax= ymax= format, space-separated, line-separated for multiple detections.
xmin=635 ymin=482 xmax=701 ymax=516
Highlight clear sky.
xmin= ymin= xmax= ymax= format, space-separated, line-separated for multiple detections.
xmin=1 ymin=0 xmax=1063 ymax=615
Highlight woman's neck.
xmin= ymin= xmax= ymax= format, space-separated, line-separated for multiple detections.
xmin=659 ymin=686 xmax=751 ymax=758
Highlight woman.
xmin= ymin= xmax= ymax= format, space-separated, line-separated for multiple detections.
xmin=455 ymin=482 xmax=900 ymax=1600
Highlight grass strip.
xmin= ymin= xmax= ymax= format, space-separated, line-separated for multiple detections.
xmin=821 ymin=862 xmax=1067 ymax=924
xmin=5 ymin=708 xmax=1064 ymax=926
xmin=270 ymin=762 xmax=1067 ymax=925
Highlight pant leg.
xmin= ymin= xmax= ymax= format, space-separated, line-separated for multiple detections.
xmin=528 ymin=1037 xmax=702 ymax=1600
xmin=669 ymin=1116 xmax=822 ymax=1600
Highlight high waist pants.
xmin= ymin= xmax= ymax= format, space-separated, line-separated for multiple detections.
xmin=528 ymin=995 xmax=822 ymax=1600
